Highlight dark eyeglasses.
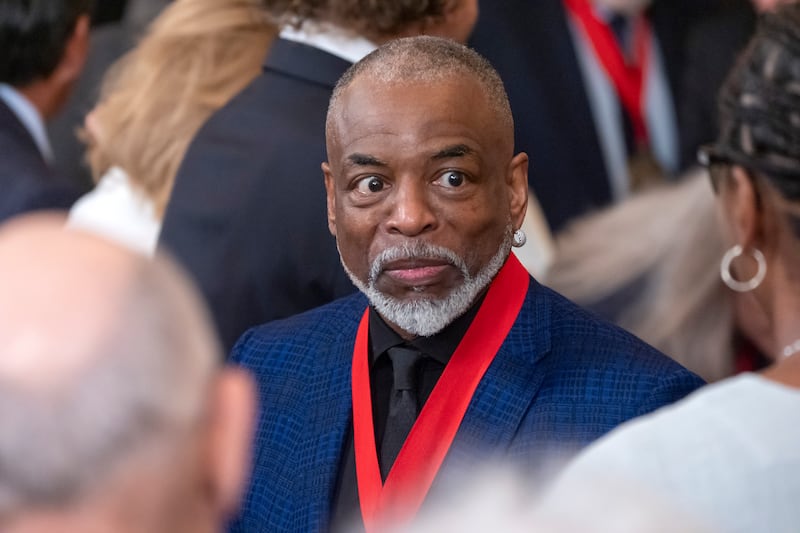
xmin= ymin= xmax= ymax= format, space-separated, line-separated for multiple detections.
xmin=698 ymin=144 xmax=732 ymax=194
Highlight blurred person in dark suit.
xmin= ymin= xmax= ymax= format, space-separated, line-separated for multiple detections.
xmin=0 ymin=0 xmax=91 ymax=222
xmin=469 ymin=0 xmax=716 ymax=232
xmin=48 ymin=0 xmax=172 ymax=188
xmin=0 ymin=214 xmax=256 ymax=533
xmin=159 ymin=0 xmax=479 ymax=352
xmin=229 ymin=36 xmax=703 ymax=533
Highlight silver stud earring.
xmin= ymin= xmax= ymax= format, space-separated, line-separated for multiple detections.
xmin=512 ymin=229 xmax=527 ymax=248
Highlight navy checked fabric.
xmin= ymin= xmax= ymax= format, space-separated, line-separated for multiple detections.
xmin=228 ymin=279 xmax=704 ymax=532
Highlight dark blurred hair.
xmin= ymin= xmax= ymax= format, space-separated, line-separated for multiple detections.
xmin=713 ymin=4 xmax=800 ymax=201
xmin=0 ymin=0 xmax=93 ymax=86
xmin=261 ymin=0 xmax=454 ymax=37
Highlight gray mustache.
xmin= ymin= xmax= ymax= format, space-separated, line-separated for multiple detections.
xmin=368 ymin=243 xmax=468 ymax=284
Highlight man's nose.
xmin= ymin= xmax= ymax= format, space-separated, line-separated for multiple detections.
xmin=385 ymin=179 xmax=437 ymax=237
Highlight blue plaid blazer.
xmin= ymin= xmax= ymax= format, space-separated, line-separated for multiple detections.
xmin=229 ymin=279 xmax=704 ymax=532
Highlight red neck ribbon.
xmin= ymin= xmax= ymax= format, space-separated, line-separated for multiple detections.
xmin=563 ymin=0 xmax=653 ymax=143
xmin=351 ymin=253 xmax=530 ymax=531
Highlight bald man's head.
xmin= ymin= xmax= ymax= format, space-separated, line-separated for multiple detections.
xmin=326 ymin=36 xmax=514 ymax=152
xmin=0 ymin=215 xmax=254 ymax=533
xmin=0 ymin=215 xmax=219 ymax=392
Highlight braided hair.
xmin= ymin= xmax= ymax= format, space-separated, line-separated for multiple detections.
xmin=714 ymin=4 xmax=800 ymax=201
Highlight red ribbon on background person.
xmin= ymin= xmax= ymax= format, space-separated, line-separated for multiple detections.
xmin=563 ymin=0 xmax=653 ymax=144
xmin=351 ymin=253 xmax=530 ymax=531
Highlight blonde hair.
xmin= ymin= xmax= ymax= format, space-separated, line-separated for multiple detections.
xmin=546 ymin=171 xmax=734 ymax=382
xmin=86 ymin=0 xmax=276 ymax=218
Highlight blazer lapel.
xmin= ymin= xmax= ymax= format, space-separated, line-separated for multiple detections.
xmin=299 ymin=297 xmax=366 ymax=531
xmin=447 ymin=280 xmax=552 ymax=461
xmin=0 ymin=99 xmax=45 ymax=163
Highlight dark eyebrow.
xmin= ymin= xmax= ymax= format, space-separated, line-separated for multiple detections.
xmin=432 ymin=144 xmax=474 ymax=160
xmin=346 ymin=153 xmax=387 ymax=167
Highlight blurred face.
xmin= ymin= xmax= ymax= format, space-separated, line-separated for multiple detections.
xmin=323 ymin=74 xmax=527 ymax=337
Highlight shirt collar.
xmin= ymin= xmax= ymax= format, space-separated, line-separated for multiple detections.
xmin=279 ymin=21 xmax=378 ymax=64
xmin=0 ymin=83 xmax=53 ymax=162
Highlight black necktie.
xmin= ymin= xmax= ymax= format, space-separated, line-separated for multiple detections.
xmin=380 ymin=346 xmax=423 ymax=480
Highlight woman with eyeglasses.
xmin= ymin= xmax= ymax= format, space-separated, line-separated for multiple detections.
xmin=543 ymin=6 xmax=800 ymax=532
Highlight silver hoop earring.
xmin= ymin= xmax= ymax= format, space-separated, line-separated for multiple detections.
xmin=720 ymin=244 xmax=767 ymax=292
xmin=512 ymin=229 xmax=527 ymax=248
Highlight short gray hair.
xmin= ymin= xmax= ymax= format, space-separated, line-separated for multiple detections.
xmin=0 ymin=251 xmax=219 ymax=519
xmin=326 ymin=36 xmax=513 ymax=141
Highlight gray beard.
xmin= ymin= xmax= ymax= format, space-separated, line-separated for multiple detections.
xmin=341 ymin=230 xmax=513 ymax=337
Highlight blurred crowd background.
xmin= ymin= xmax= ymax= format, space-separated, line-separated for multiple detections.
xmin=1 ymin=0 xmax=799 ymax=531
xmin=32 ymin=0 xmax=787 ymax=382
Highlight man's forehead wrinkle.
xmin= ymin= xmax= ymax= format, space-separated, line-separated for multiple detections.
xmin=339 ymin=107 xmax=402 ymax=134
xmin=332 ymin=82 xmax=500 ymax=168
xmin=340 ymin=136 xmax=485 ymax=170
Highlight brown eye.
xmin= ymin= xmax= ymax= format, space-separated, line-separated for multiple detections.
xmin=436 ymin=171 xmax=466 ymax=188
xmin=355 ymin=176 xmax=386 ymax=194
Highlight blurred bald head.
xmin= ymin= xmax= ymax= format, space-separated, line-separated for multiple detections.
xmin=0 ymin=214 xmax=219 ymax=392
xmin=0 ymin=215 xmax=254 ymax=533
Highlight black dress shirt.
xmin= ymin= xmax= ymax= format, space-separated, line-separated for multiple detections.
xmin=329 ymin=297 xmax=484 ymax=532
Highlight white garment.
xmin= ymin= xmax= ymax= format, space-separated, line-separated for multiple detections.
xmin=279 ymin=21 xmax=377 ymax=64
xmin=548 ymin=374 xmax=800 ymax=533
xmin=67 ymin=166 xmax=160 ymax=255
xmin=0 ymin=83 xmax=54 ymax=162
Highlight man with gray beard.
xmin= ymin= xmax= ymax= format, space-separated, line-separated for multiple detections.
xmin=229 ymin=36 xmax=704 ymax=533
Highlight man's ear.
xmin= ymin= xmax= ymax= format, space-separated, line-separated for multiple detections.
xmin=507 ymin=152 xmax=530 ymax=230
xmin=57 ymin=14 xmax=90 ymax=85
xmin=322 ymin=162 xmax=337 ymax=237
xmin=205 ymin=368 xmax=257 ymax=519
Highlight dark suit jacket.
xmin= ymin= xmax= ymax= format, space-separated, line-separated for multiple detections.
xmin=159 ymin=39 xmax=356 ymax=351
xmin=469 ymin=0 xmax=717 ymax=231
xmin=677 ymin=1 xmax=756 ymax=166
xmin=229 ymin=278 xmax=704 ymax=532
xmin=0 ymin=99 xmax=82 ymax=223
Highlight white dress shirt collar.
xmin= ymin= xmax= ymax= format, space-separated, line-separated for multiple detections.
xmin=279 ymin=21 xmax=377 ymax=64
xmin=0 ymin=83 xmax=54 ymax=163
